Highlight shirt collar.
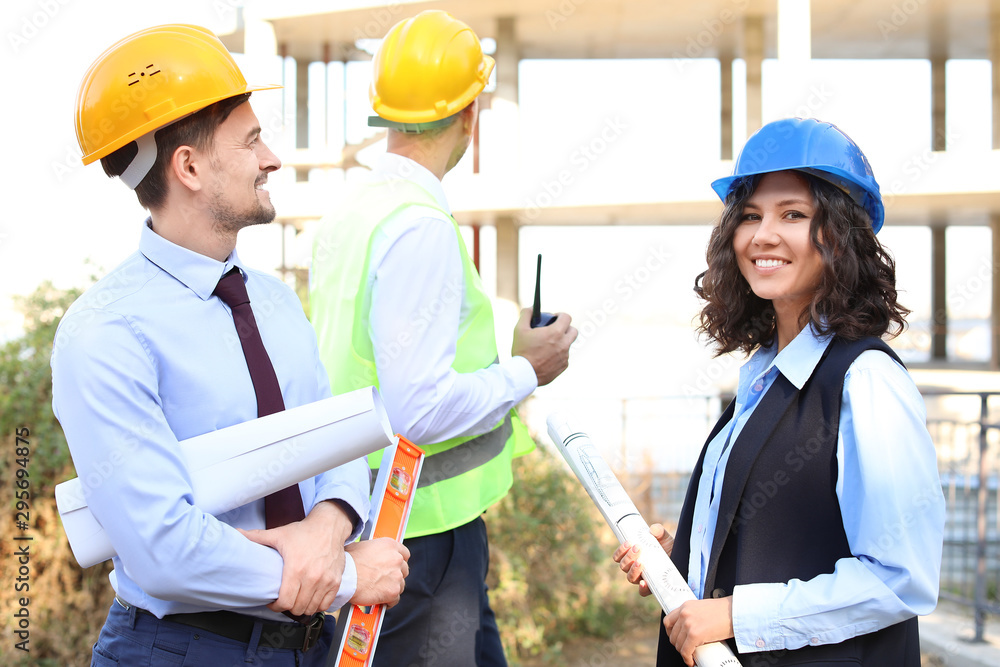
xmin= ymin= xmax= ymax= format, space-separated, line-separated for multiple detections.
xmin=139 ymin=218 xmax=246 ymax=301
xmin=743 ymin=322 xmax=834 ymax=390
xmin=373 ymin=152 xmax=451 ymax=214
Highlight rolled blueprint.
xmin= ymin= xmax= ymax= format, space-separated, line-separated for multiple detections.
xmin=56 ymin=386 xmax=395 ymax=568
xmin=547 ymin=413 xmax=741 ymax=667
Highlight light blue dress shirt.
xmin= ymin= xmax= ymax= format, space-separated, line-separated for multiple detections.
xmin=687 ymin=324 xmax=945 ymax=653
xmin=51 ymin=221 xmax=370 ymax=621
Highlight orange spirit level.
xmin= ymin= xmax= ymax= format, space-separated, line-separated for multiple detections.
xmin=334 ymin=436 xmax=424 ymax=667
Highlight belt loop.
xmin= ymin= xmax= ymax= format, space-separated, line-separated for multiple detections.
xmin=244 ymin=620 xmax=263 ymax=663
xmin=127 ymin=602 xmax=138 ymax=630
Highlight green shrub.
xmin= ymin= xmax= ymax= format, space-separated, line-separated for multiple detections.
xmin=486 ymin=441 xmax=660 ymax=664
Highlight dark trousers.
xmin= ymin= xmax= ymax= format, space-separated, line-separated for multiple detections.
xmin=332 ymin=516 xmax=506 ymax=667
xmin=91 ymin=598 xmax=335 ymax=666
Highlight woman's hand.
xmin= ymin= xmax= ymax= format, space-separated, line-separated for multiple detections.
xmin=612 ymin=523 xmax=674 ymax=597
xmin=663 ymin=597 xmax=734 ymax=667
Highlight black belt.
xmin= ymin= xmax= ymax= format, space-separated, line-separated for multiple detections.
xmin=115 ymin=597 xmax=326 ymax=652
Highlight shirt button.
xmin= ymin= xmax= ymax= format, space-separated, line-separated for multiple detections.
xmin=810 ymin=637 xmax=820 ymax=646
xmin=755 ymin=639 xmax=766 ymax=649
xmin=753 ymin=382 xmax=763 ymax=392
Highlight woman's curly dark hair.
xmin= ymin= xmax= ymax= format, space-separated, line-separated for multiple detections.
xmin=695 ymin=171 xmax=909 ymax=356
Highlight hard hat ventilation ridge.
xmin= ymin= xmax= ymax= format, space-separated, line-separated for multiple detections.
xmin=128 ymin=64 xmax=160 ymax=86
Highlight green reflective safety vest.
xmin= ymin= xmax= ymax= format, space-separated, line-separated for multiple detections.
xmin=310 ymin=175 xmax=535 ymax=538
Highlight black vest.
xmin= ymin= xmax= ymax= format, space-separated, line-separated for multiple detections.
xmin=656 ymin=336 xmax=921 ymax=667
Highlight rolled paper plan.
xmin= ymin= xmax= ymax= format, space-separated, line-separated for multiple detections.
xmin=56 ymin=386 xmax=395 ymax=568
xmin=546 ymin=413 xmax=742 ymax=667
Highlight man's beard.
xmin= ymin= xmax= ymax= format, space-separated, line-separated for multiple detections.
xmin=210 ymin=188 xmax=275 ymax=237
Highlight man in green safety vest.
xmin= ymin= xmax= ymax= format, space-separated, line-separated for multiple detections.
xmin=310 ymin=10 xmax=577 ymax=666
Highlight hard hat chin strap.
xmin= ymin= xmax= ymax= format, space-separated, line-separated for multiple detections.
xmin=120 ymin=131 xmax=158 ymax=190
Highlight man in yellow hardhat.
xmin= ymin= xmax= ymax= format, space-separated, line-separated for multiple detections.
xmin=52 ymin=24 xmax=408 ymax=666
xmin=310 ymin=10 xmax=577 ymax=666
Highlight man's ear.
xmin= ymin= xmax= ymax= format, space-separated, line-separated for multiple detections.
xmin=461 ymin=99 xmax=479 ymax=136
xmin=170 ymin=145 xmax=203 ymax=193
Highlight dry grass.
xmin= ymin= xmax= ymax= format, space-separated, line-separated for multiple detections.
xmin=0 ymin=485 xmax=114 ymax=666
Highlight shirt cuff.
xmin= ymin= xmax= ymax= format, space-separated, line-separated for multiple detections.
xmin=732 ymin=582 xmax=785 ymax=653
xmin=330 ymin=553 xmax=357 ymax=610
xmin=313 ymin=472 xmax=371 ymax=541
xmin=506 ymin=355 xmax=539 ymax=400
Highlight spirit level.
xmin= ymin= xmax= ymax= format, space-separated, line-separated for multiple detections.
xmin=333 ymin=436 xmax=424 ymax=667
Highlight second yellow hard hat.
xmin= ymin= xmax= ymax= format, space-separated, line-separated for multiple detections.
xmin=369 ymin=10 xmax=494 ymax=127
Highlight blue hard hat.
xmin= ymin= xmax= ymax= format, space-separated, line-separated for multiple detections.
xmin=711 ymin=118 xmax=884 ymax=233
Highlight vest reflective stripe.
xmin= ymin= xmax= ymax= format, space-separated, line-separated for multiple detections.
xmin=310 ymin=173 xmax=534 ymax=539
xmin=417 ymin=414 xmax=512 ymax=489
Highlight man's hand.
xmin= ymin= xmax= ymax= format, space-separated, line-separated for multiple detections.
xmin=346 ymin=538 xmax=410 ymax=608
xmin=612 ymin=523 xmax=674 ymax=597
xmin=239 ymin=500 xmax=355 ymax=616
xmin=511 ymin=308 xmax=577 ymax=386
xmin=663 ymin=597 xmax=734 ymax=667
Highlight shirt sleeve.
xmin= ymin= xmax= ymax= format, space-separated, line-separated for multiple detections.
xmin=53 ymin=309 xmax=304 ymax=610
xmin=368 ymin=214 xmax=538 ymax=445
xmin=730 ymin=350 xmax=945 ymax=653
xmin=306 ymin=331 xmax=370 ymax=544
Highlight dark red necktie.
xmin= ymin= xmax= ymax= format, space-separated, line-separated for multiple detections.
xmin=214 ymin=267 xmax=306 ymax=528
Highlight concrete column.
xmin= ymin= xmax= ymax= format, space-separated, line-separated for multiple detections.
xmin=720 ymin=52 xmax=733 ymax=160
xmin=496 ymin=216 xmax=519 ymax=304
xmin=989 ymin=8 xmax=1000 ymax=369
xmin=992 ymin=215 xmax=1000 ymax=370
xmin=295 ymin=59 xmax=309 ymax=182
xmin=744 ymin=15 xmax=764 ymax=137
xmin=493 ymin=17 xmax=520 ymax=304
xmin=931 ymin=225 xmax=948 ymax=360
xmin=490 ymin=16 xmax=520 ymax=175
xmin=929 ymin=51 xmax=948 ymax=361
xmin=931 ymin=55 xmax=947 ymax=151
xmin=992 ymin=6 xmax=1000 ymax=149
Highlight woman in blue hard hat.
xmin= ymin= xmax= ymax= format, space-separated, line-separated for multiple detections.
xmin=615 ymin=117 xmax=945 ymax=666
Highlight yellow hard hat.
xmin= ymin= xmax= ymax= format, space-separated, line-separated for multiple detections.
xmin=369 ymin=10 xmax=494 ymax=130
xmin=75 ymin=24 xmax=281 ymax=165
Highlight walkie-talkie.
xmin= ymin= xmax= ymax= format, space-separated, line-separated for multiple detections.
xmin=530 ymin=254 xmax=557 ymax=328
